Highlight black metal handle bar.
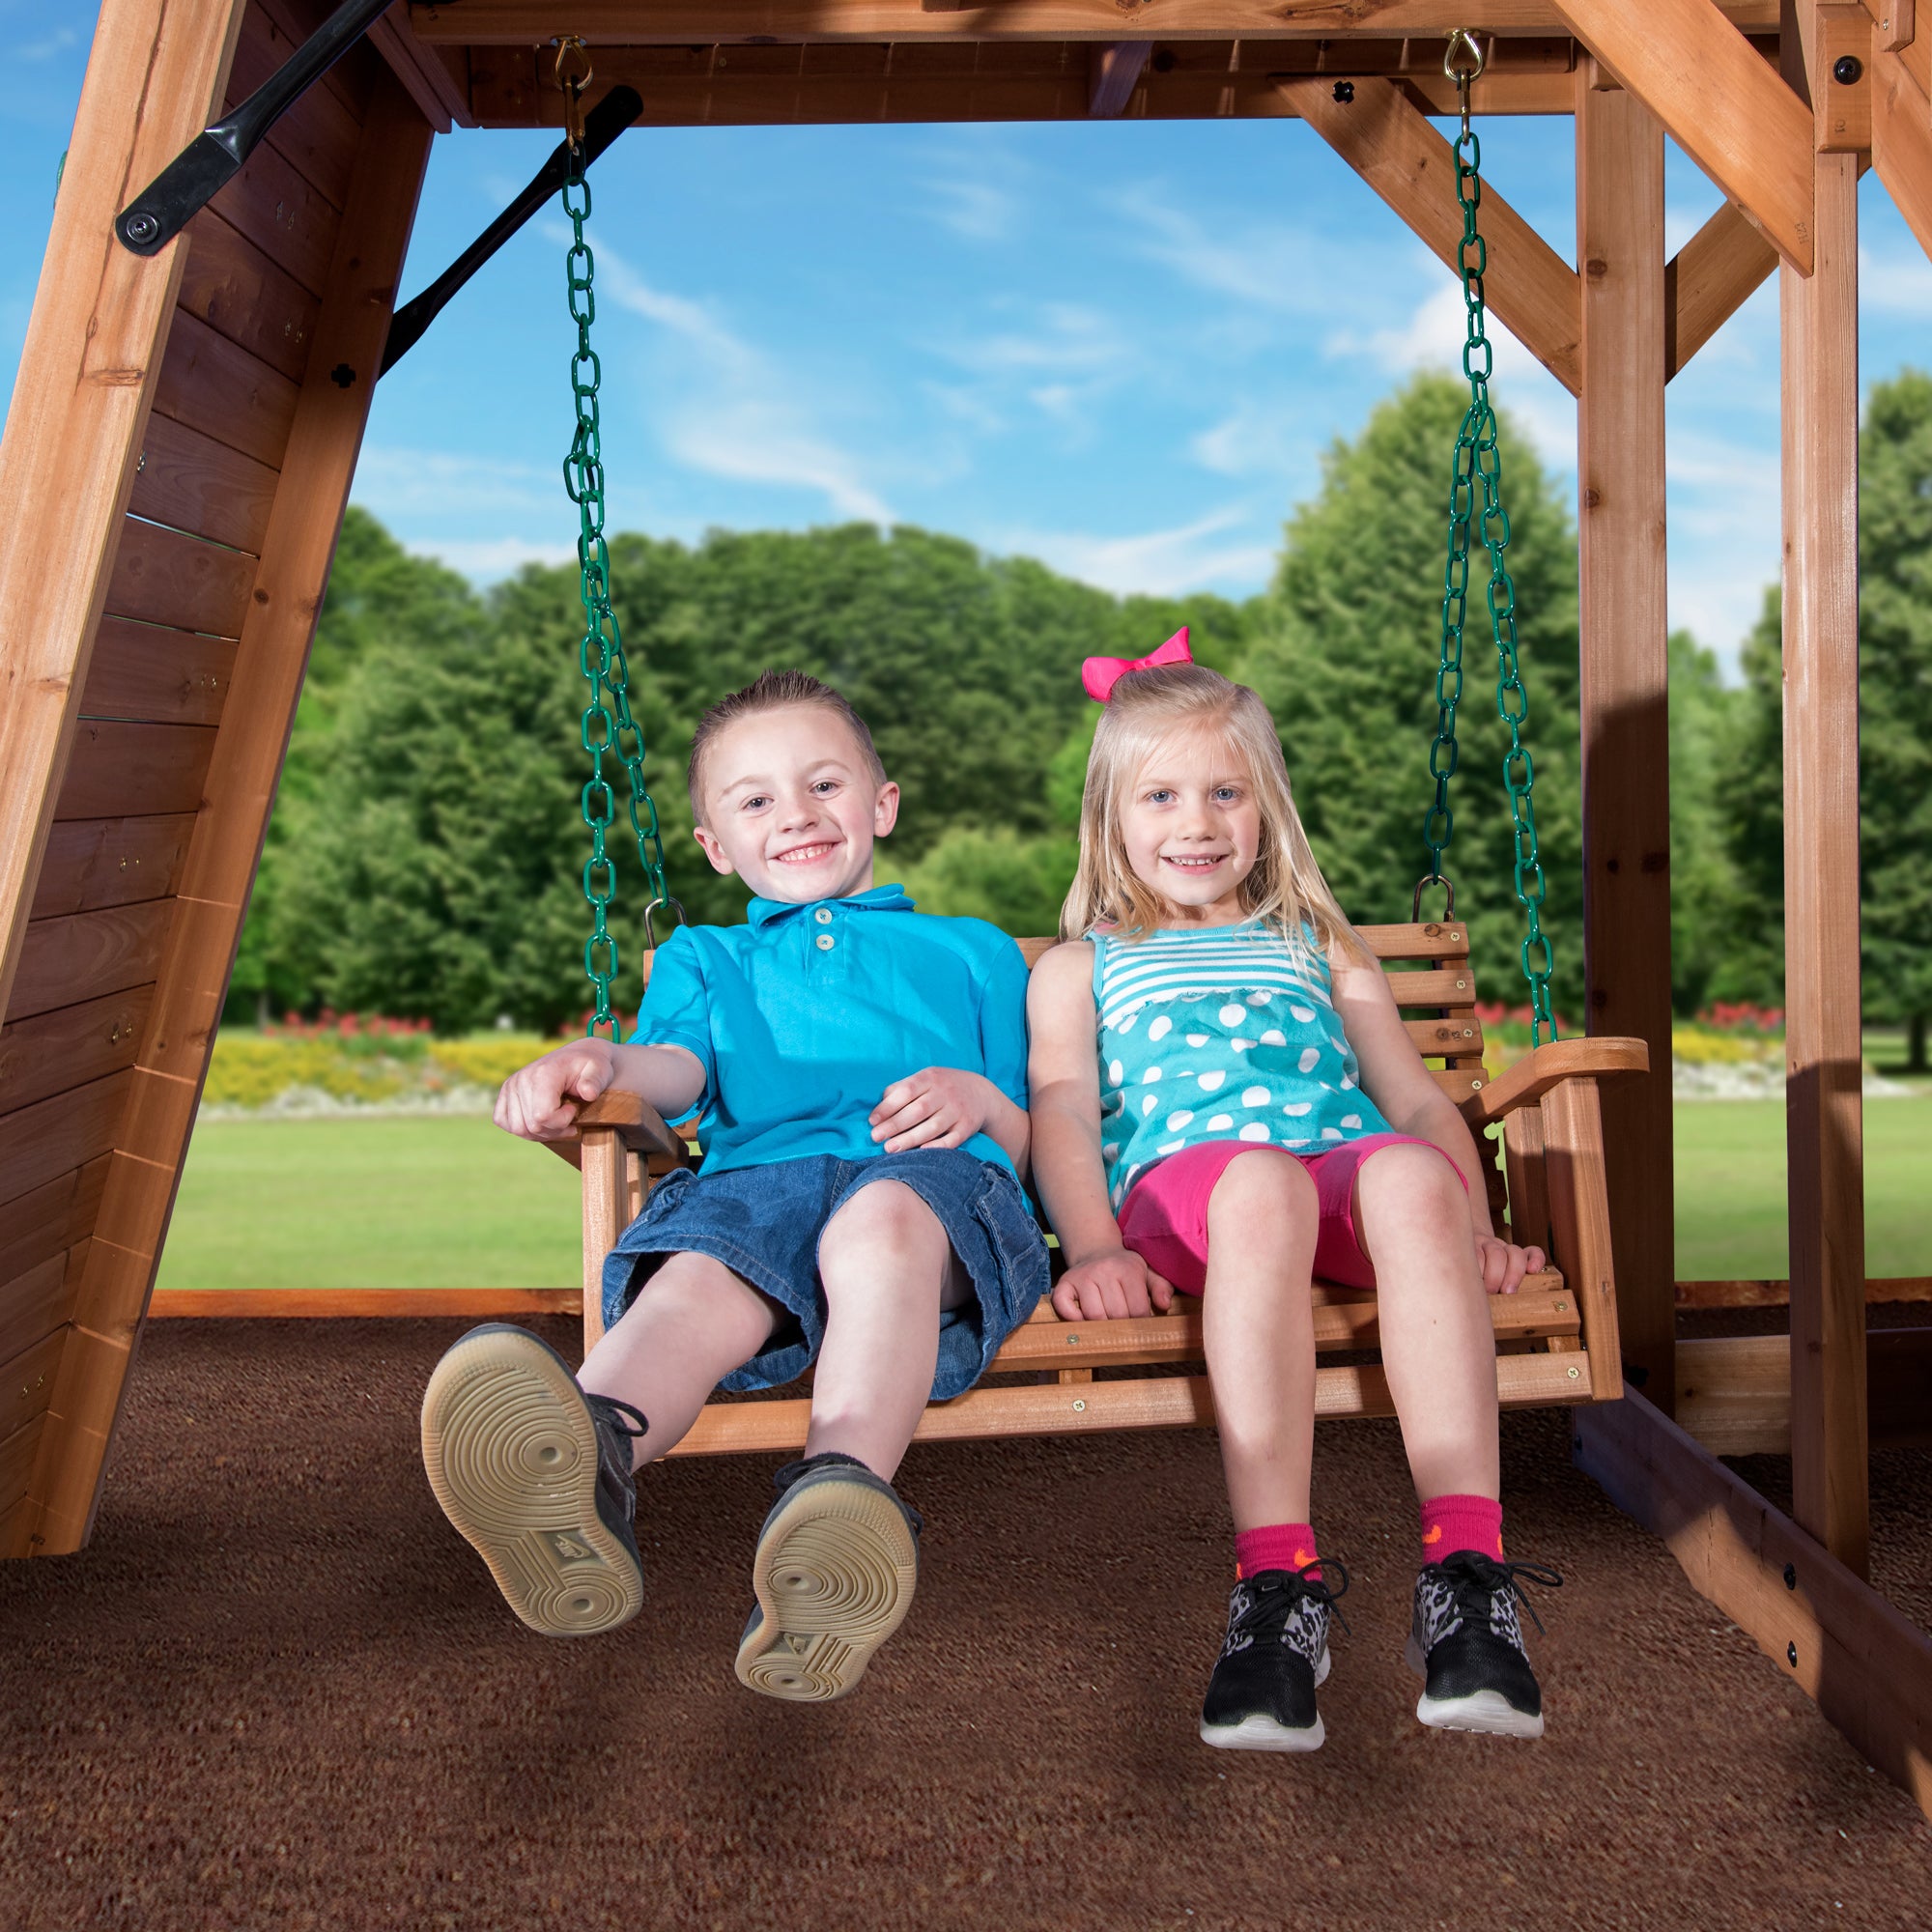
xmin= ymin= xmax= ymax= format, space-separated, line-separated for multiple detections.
xmin=115 ymin=0 xmax=399 ymax=256
xmin=380 ymin=85 xmax=644 ymax=377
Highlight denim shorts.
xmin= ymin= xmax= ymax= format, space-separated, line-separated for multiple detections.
xmin=601 ymin=1149 xmax=1050 ymax=1400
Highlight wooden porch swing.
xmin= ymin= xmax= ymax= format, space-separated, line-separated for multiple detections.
xmin=558 ymin=926 xmax=1646 ymax=1456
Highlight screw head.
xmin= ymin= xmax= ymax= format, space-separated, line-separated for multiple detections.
xmin=1333 ymin=80 xmax=1355 ymax=103
xmin=1783 ymin=1562 xmax=1797 ymax=1590
xmin=1071 ymin=1398 xmax=1087 ymax=1412
xmin=1833 ymin=53 xmax=1862 ymax=84
xmin=1787 ymin=1640 xmax=1799 ymax=1666
xmin=122 ymin=210 xmax=160 ymax=246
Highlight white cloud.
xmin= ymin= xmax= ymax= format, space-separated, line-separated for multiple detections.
xmin=1325 ymin=273 xmax=1577 ymax=474
xmin=399 ymin=534 xmax=577 ymax=582
xmin=20 ymin=28 xmax=77 ymax=61
xmin=353 ymin=446 xmax=554 ymax=518
xmin=992 ymin=504 xmax=1275 ymax=597
xmin=1861 ymin=245 xmax=1932 ymax=316
xmin=553 ymin=225 xmax=894 ymax=525
xmin=935 ymin=300 xmax=1137 ymax=445
xmin=1116 ymin=189 xmax=1339 ymax=318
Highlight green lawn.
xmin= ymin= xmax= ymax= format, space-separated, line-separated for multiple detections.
xmin=153 ymin=1101 xmax=1931 ymax=1293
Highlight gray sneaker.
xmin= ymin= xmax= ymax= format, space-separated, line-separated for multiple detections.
xmin=421 ymin=1323 xmax=647 ymax=1637
xmin=735 ymin=1452 xmax=923 ymax=1702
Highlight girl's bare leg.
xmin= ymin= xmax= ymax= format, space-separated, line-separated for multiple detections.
xmin=1201 ymin=1151 xmax=1322 ymax=1531
xmin=1352 ymin=1144 xmax=1500 ymax=1502
xmin=579 ymin=1251 xmax=780 ymax=1467
xmin=808 ymin=1179 xmax=971 ymax=1480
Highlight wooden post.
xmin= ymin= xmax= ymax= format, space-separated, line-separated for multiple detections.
xmin=1781 ymin=3 xmax=1870 ymax=1576
xmin=1576 ymin=78 xmax=1675 ymax=1408
xmin=581 ymin=1128 xmax=626 ymax=1354
xmin=0 ymin=0 xmax=246 ymax=1022
xmin=14 ymin=69 xmax=435 ymax=1556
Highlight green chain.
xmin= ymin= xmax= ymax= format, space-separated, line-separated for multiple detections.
xmin=1421 ymin=48 xmax=1558 ymax=1046
xmin=561 ymin=156 xmax=677 ymax=1039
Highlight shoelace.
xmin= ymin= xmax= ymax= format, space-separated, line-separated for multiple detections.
xmin=588 ymin=1394 xmax=649 ymax=1447
xmin=1436 ymin=1553 xmax=1563 ymax=1637
xmin=1239 ymin=1557 xmax=1353 ymax=1641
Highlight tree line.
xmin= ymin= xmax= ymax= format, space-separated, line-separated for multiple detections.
xmin=231 ymin=370 xmax=1932 ymax=1066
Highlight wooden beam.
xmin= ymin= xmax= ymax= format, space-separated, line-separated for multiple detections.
xmin=1861 ymin=0 xmax=1916 ymax=49
xmin=412 ymin=0 xmax=1783 ymax=43
xmin=1664 ymin=202 xmax=1779 ymax=379
xmin=1778 ymin=6 xmax=1869 ymax=1578
xmin=368 ymin=6 xmax=473 ymax=130
xmin=1872 ymin=40 xmax=1932 ymax=259
xmin=1576 ymin=82 xmax=1674 ymax=1409
xmin=148 ymin=1287 xmax=583 ymax=1319
xmin=1575 ymin=1388 xmax=1932 ymax=1818
xmin=1814 ymin=2 xmax=1876 ymax=149
xmin=1278 ymin=76 xmax=1583 ymax=395
xmin=1674 ymin=1329 xmax=1932 ymax=1456
xmin=1550 ymin=0 xmax=1817 ymax=270
xmin=1088 ymin=40 xmax=1151 ymax=116
xmin=0 ymin=0 xmax=246 ymax=1033
xmin=1679 ymin=1274 xmax=1932 ymax=1305
xmin=13 ymin=74 xmax=436 ymax=1561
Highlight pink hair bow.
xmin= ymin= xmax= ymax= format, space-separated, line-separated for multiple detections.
xmin=1080 ymin=627 xmax=1193 ymax=703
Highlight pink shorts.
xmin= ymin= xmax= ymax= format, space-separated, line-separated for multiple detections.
xmin=1116 ymin=1134 xmax=1465 ymax=1297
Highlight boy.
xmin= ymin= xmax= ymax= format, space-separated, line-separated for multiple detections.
xmin=421 ymin=670 xmax=1046 ymax=1702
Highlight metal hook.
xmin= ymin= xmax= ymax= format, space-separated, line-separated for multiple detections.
xmin=641 ymin=895 xmax=688 ymax=952
xmin=554 ymin=36 xmax=594 ymax=151
xmin=1443 ymin=28 xmax=1488 ymax=139
xmin=1412 ymin=872 xmax=1458 ymax=923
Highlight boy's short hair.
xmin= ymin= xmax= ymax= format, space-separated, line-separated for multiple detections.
xmin=686 ymin=669 xmax=888 ymax=823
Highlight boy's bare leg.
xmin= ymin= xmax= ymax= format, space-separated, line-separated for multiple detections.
xmin=1201 ymin=1151 xmax=1321 ymax=1531
xmin=1352 ymin=1144 xmax=1499 ymax=1503
xmin=807 ymin=1179 xmax=971 ymax=1480
xmin=579 ymin=1252 xmax=781 ymax=1468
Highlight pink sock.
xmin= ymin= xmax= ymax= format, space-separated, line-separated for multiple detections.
xmin=1235 ymin=1523 xmax=1321 ymax=1581
xmin=1419 ymin=1494 xmax=1504 ymax=1563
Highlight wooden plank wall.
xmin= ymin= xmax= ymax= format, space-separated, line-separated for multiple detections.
xmin=0 ymin=2 xmax=431 ymax=1556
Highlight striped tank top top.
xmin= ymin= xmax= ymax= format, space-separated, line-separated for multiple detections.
xmin=1091 ymin=920 xmax=1393 ymax=1208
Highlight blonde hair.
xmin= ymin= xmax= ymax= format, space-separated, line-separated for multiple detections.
xmin=1060 ymin=663 xmax=1367 ymax=961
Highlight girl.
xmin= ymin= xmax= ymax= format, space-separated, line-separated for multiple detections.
xmin=1027 ymin=634 xmax=1559 ymax=1753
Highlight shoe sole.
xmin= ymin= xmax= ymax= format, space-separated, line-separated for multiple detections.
xmin=735 ymin=1475 xmax=918 ymax=1703
xmin=420 ymin=1325 xmax=643 ymax=1639
xmin=1404 ymin=1635 xmax=1544 ymax=1739
xmin=1198 ymin=1649 xmax=1331 ymax=1753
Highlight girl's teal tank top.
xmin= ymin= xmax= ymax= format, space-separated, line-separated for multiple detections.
xmin=1091 ymin=920 xmax=1394 ymax=1208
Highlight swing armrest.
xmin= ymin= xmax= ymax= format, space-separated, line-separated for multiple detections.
xmin=535 ymin=1090 xmax=690 ymax=1168
xmin=1459 ymin=1037 xmax=1650 ymax=1128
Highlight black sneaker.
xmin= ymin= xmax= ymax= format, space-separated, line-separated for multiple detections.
xmin=420 ymin=1323 xmax=647 ymax=1637
xmin=1406 ymin=1551 xmax=1562 ymax=1738
xmin=735 ymin=1452 xmax=923 ymax=1703
xmin=1199 ymin=1560 xmax=1350 ymax=1753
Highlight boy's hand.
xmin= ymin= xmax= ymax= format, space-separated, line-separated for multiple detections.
xmin=1473 ymin=1233 xmax=1546 ymax=1296
xmin=869 ymin=1066 xmax=1000 ymax=1153
xmin=1052 ymin=1247 xmax=1175 ymax=1321
xmin=495 ymin=1037 xmax=616 ymax=1142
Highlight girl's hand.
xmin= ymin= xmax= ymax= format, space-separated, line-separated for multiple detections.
xmin=1473 ymin=1233 xmax=1546 ymax=1296
xmin=1053 ymin=1247 xmax=1176 ymax=1321
xmin=495 ymin=1038 xmax=615 ymax=1141
xmin=869 ymin=1066 xmax=998 ymax=1152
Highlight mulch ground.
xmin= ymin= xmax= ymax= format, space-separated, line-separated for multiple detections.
xmin=2 ymin=1317 xmax=1928 ymax=1932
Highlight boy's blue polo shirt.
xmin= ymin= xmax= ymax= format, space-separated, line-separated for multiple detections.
xmin=628 ymin=885 xmax=1030 ymax=1179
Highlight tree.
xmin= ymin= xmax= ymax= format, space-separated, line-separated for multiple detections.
xmin=1238 ymin=373 xmax=1586 ymax=1022
xmin=1666 ymin=630 xmax=1751 ymax=1014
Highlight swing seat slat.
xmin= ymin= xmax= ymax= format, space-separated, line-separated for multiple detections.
xmin=550 ymin=920 xmax=1646 ymax=1447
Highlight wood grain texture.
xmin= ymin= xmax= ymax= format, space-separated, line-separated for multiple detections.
xmin=129 ymin=412 xmax=278 ymax=555
xmin=148 ymin=1287 xmax=584 ymax=1319
xmin=22 ymin=75 xmax=436 ymax=1558
xmin=29 ymin=817 xmax=196 ymax=920
xmin=1664 ymin=202 xmax=1779 ymax=378
xmin=1460 ymin=1036 xmax=1648 ymax=1124
xmin=175 ymin=211 xmax=321 ymax=385
xmin=1872 ymin=40 xmax=1932 ymax=257
xmin=412 ymin=0 xmax=1780 ymax=42
xmin=8 ymin=902 xmax=173 ymax=1023
xmin=205 ymin=120 xmax=345 ymax=298
xmin=54 ymin=721 xmax=219 ymax=823
xmin=0 ymin=1073 xmax=133 ymax=1217
xmin=151 ymin=305 xmax=303 ymax=470
xmin=0 ymin=1329 xmax=69 ymax=1448
xmin=101 ymin=519 xmax=256 ymax=640
xmin=0 ymin=987 xmax=154 ymax=1118
xmin=368 ymin=12 xmax=469 ymax=128
xmin=0 ymin=1416 xmax=47 ymax=1525
xmin=80 ymin=621 xmax=239 ymax=729
xmin=1575 ymin=1387 xmax=1932 ymax=1818
xmin=224 ymin=0 xmax=363 ymax=207
xmin=1577 ymin=81 xmax=1674 ymax=1409
xmin=0 ymin=1256 xmax=84 ymax=1372
xmin=1282 ymin=75 xmax=1582 ymax=395
xmin=0 ymin=1156 xmax=109 ymax=1296
xmin=0 ymin=0 xmax=246 ymax=1040
xmin=581 ymin=1129 xmax=627 ymax=1353
xmin=1551 ymin=0 xmax=1815 ymax=270
xmin=1780 ymin=104 xmax=1869 ymax=1574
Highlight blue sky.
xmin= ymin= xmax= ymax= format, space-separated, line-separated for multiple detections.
xmin=7 ymin=5 xmax=1932 ymax=675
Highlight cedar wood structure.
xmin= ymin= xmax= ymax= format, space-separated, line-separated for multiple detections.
xmin=1 ymin=0 xmax=1929 ymax=1813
